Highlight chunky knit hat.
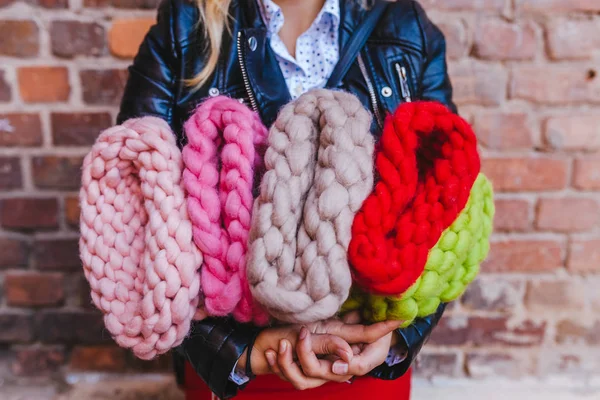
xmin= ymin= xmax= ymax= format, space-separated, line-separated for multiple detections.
xmin=247 ymin=89 xmax=375 ymax=324
xmin=182 ymin=96 xmax=269 ymax=325
xmin=342 ymin=101 xmax=494 ymax=326
xmin=79 ymin=117 xmax=204 ymax=360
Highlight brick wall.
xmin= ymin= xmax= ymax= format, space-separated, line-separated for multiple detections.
xmin=0 ymin=0 xmax=599 ymax=390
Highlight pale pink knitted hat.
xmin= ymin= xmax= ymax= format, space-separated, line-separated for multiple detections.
xmin=79 ymin=117 xmax=205 ymax=360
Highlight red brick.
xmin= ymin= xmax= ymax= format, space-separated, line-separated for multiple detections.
xmin=51 ymin=112 xmax=111 ymax=146
xmin=84 ymin=0 xmax=160 ymax=8
xmin=526 ymin=280 xmax=586 ymax=311
xmin=467 ymin=317 xmax=546 ymax=347
xmin=482 ymin=157 xmax=568 ymax=192
xmin=109 ymin=18 xmax=155 ymax=59
xmin=34 ymin=239 xmax=80 ymax=270
xmin=544 ymin=115 xmax=600 ymax=151
xmin=474 ymin=112 xmax=534 ymax=150
xmin=568 ymin=239 xmax=600 ymax=273
xmin=0 ymin=157 xmax=22 ymax=190
xmin=574 ymin=157 xmax=600 ymax=190
xmin=12 ymin=347 xmax=65 ymax=376
xmin=436 ymin=21 xmax=467 ymax=60
xmin=32 ymin=156 xmax=83 ymax=190
xmin=0 ymin=70 xmax=10 ymax=101
xmin=429 ymin=315 xmax=469 ymax=346
xmin=36 ymin=310 xmax=109 ymax=344
xmin=483 ymin=240 xmax=563 ymax=273
xmin=466 ymin=352 xmax=533 ymax=379
xmin=474 ymin=19 xmax=537 ymax=61
xmin=547 ymin=18 xmax=600 ymax=60
xmin=0 ymin=237 xmax=28 ymax=268
xmin=512 ymin=65 xmax=600 ymax=105
xmin=4 ymin=271 xmax=64 ymax=306
xmin=17 ymin=67 xmax=70 ymax=103
xmin=517 ymin=0 xmax=600 ymax=12
xmin=69 ymin=346 xmax=127 ymax=371
xmin=536 ymin=197 xmax=599 ymax=232
xmin=0 ymin=313 xmax=34 ymax=342
xmin=462 ymin=279 xmax=523 ymax=312
xmin=556 ymin=320 xmax=600 ymax=346
xmin=80 ymin=69 xmax=127 ymax=105
xmin=419 ymin=0 xmax=505 ymax=11
xmin=0 ymin=113 xmax=43 ymax=147
xmin=493 ymin=199 xmax=531 ymax=232
xmin=51 ymin=21 xmax=106 ymax=58
xmin=413 ymin=353 xmax=458 ymax=379
xmin=65 ymin=196 xmax=80 ymax=228
xmin=0 ymin=198 xmax=59 ymax=230
xmin=0 ymin=20 xmax=39 ymax=57
xmin=448 ymin=61 xmax=508 ymax=106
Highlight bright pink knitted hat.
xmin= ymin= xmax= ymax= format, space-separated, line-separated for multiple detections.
xmin=183 ymin=96 xmax=269 ymax=325
xmin=79 ymin=117 xmax=205 ymax=360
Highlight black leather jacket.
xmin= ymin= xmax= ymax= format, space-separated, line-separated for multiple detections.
xmin=117 ymin=0 xmax=455 ymax=398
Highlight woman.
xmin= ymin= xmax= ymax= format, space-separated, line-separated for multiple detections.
xmin=117 ymin=0 xmax=455 ymax=398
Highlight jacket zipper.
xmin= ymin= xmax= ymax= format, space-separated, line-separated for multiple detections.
xmin=357 ymin=54 xmax=384 ymax=130
xmin=237 ymin=31 xmax=259 ymax=113
xmin=395 ymin=63 xmax=412 ymax=103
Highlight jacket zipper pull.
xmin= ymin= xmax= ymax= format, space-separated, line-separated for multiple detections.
xmin=395 ymin=63 xmax=412 ymax=103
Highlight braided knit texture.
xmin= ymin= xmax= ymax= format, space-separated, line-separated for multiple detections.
xmin=183 ymin=96 xmax=269 ymax=325
xmin=79 ymin=117 xmax=204 ymax=360
xmin=343 ymin=173 xmax=494 ymax=326
xmin=247 ymin=89 xmax=374 ymax=323
xmin=349 ymin=101 xmax=481 ymax=296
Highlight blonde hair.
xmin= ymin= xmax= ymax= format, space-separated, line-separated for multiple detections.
xmin=188 ymin=0 xmax=232 ymax=87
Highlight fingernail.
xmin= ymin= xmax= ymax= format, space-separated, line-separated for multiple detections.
xmin=266 ymin=351 xmax=276 ymax=366
xmin=332 ymin=361 xmax=348 ymax=375
xmin=279 ymin=340 xmax=287 ymax=353
xmin=299 ymin=326 xmax=308 ymax=340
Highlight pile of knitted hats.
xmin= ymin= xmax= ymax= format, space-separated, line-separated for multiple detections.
xmin=79 ymin=89 xmax=493 ymax=359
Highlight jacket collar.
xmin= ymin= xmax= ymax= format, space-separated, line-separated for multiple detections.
xmin=235 ymin=0 xmax=369 ymax=126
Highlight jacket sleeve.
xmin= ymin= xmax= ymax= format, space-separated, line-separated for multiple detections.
xmin=116 ymin=0 xmax=177 ymax=125
xmin=414 ymin=0 xmax=457 ymax=114
xmin=116 ymin=1 xmax=264 ymax=398
xmin=175 ymin=319 xmax=262 ymax=399
xmin=370 ymin=1 xmax=456 ymax=380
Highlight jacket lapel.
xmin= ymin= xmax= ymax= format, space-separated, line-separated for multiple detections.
xmin=239 ymin=0 xmax=291 ymax=127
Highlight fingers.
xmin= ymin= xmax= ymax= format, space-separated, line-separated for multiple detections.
xmin=296 ymin=327 xmax=353 ymax=383
xmin=341 ymin=311 xmax=361 ymax=324
xmin=265 ymin=350 xmax=286 ymax=380
xmin=309 ymin=332 xmax=353 ymax=363
xmin=276 ymin=339 xmax=327 ymax=390
xmin=340 ymin=332 xmax=394 ymax=377
xmin=332 ymin=320 xmax=403 ymax=344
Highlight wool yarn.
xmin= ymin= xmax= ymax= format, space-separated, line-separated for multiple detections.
xmin=183 ymin=96 xmax=269 ymax=325
xmin=343 ymin=173 xmax=494 ymax=326
xmin=348 ymin=101 xmax=481 ymax=297
xmin=247 ymin=89 xmax=375 ymax=324
xmin=79 ymin=117 xmax=204 ymax=360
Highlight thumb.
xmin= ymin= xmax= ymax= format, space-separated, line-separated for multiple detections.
xmin=310 ymin=333 xmax=353 ymax=363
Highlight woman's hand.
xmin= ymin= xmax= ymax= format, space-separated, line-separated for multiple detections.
xmin=264 ymin=315 xmax=403 ymax=390
xmin=238 ymin=323 xmax=355 ymax=377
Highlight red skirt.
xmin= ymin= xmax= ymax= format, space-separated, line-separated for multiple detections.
xmin=183 ymin=362 xmax=412 ymax=400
